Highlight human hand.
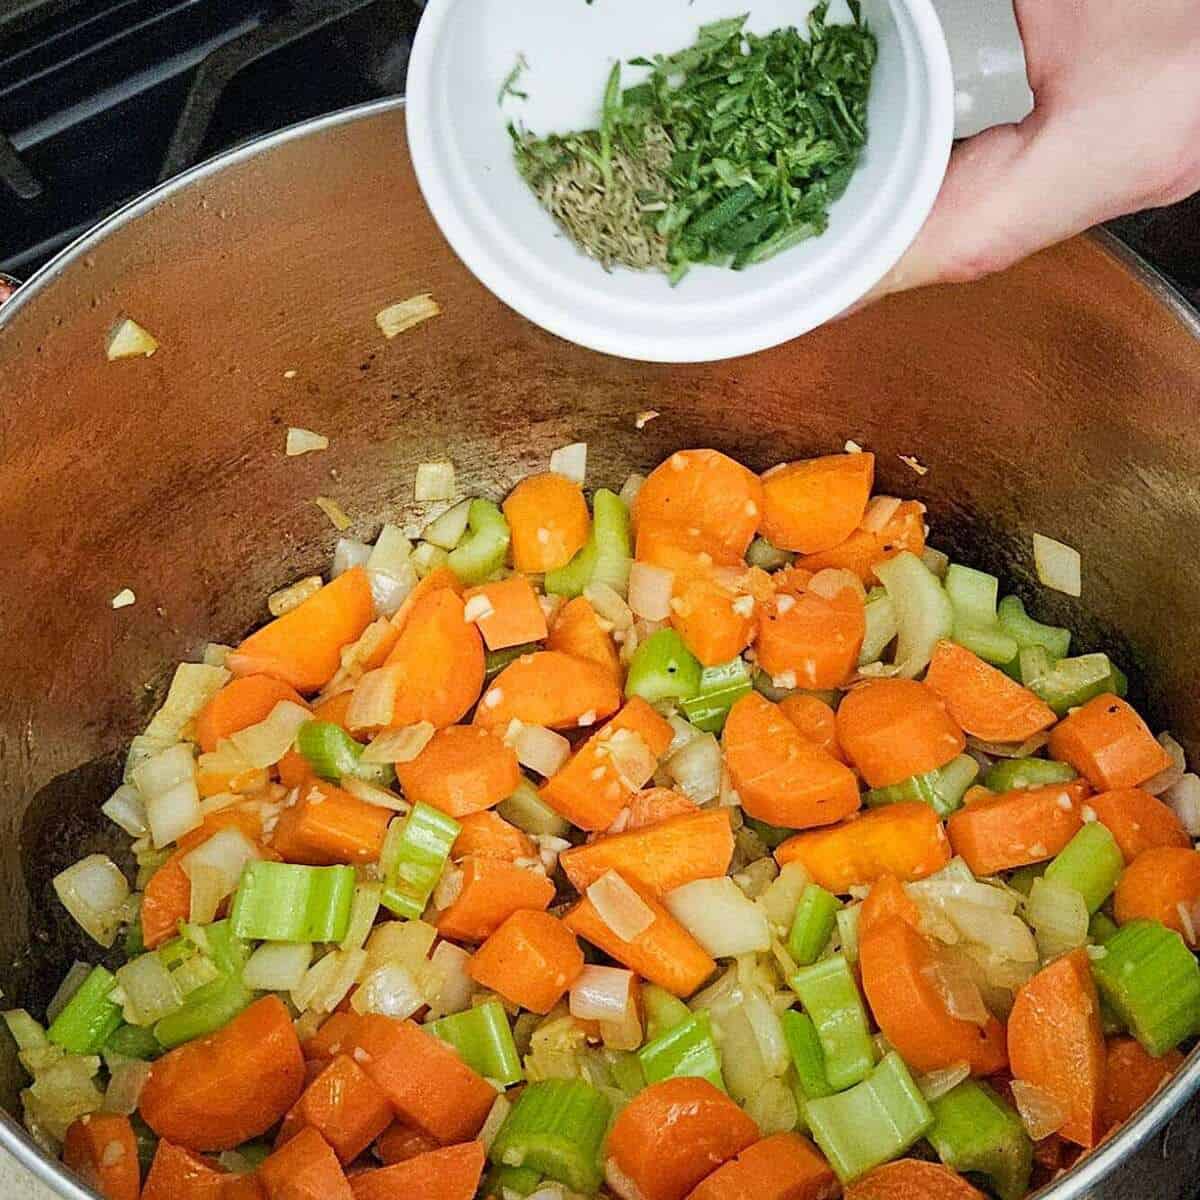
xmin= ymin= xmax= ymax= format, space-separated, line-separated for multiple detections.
xmin=870 ymin=0 xmax=1200 ymax=299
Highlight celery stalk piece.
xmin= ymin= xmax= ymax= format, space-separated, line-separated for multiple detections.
xmin=679 ymin=658 xmax=753 ymax=733
xmin=380 ymin=802 xmax=460 ymax=920
xmin=428 ymin=1001 xmax=524 ymax=1086
xmin=865 ymin=754 xmax=978 ymax=818
xmin=997 ymin=596 xmax=1072 ymax=659
xmin=153 ymin=921 xmax=252 ymax=1049
xmin=447 ymin=499 xmax=511 ymax=585
xmin=642 ymin=984 xmax=691 ymax=1041
xmin=296 ymin=721 xmax=395 ymax=787
xmin=747 ymin=536 xmax=793 ymax=571
xmin=624 ymin=629 xmax=703 ymax=705
xmin=486 ymin=643 xmax=541 ymax=680
xmin=1022 ymin=650 xmax=1126 ymax=716
xmin=790 ymin=955 xmax=876 ymax=1090
xmin=636 ymin=1011 xmax=724 ymax=1090
xmin=781 ymin=1009 xmax=835 ymax=1102
xmin=489 ymin=1078 xmax=612 ymax=1193
xmin=743 ymin=816 xmax=794 ymax=851
xmin=984 ymin=757 xmax=1077 ymax=793
xmin=788 ymin=885 xmax=841 ymax=967
xmin=1043 ymin=823 xmax=1123 ymax=914
xmin=485 ymin=1164 xmax=544 ymax=1198
xmin=805 ymin=1052 xmax=933 ymax=1183
xmin=1089 ymin=911 xmax=1120 ymax=946
xmin=497 ymin=778 xmax=570 ymax=838
xmin=945 ymin=564 xmax=1020 ymax=665
xmin=46 ymin=966 xmax=123 ymax=1055
xmin=873 ymin=552 xmax=954 ymax=677
xmin=609 ymin=1051 xmax=647 ymax=1097
xmin=927 ymin=1080 xmax=1032 ymax=1200
xmin=1007 ymin=863 xmax=1045 ymax=897
xmin=1092 ymin=919 xmax=1200 ymax=1057
xmin=859 ymin=592 xmax=898 ymax=667
xmin=230 ymin=861 xmax=357 ymax=942
xmin=545 ymin=489 xmax=631 ymax=598
xmin=104 ymin=1023 xmax=163 ymax=1061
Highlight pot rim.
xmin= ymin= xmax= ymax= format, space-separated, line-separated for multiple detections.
xmin=1 ymin=95 xmax=1198 ymax=1200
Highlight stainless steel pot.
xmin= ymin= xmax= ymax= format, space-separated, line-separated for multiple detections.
xmin=2 ymin=98 xmax=1200 ymax=1200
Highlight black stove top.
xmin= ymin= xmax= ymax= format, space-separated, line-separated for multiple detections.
xmin=1 ymin=0 xmax=1198 ymax=312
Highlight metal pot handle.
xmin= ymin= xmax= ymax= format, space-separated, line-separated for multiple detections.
xmin=0 ymin=273 xmax=19 ymax=306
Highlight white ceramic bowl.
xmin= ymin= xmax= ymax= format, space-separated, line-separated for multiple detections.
xmin=407 ymin=0 xmax=953 ymax=363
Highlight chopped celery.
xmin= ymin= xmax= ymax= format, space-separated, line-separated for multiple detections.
xmin=296 ymin=721 xmax=394 ymax=787
xmin=624 ymin=630 xmax=702 ymax=704
xmin=2 ymin=1010 xmax=48 ymax=1052
xmin=230 ymin=862 xmax=357 ymax=942
xmin=545 ymin=489 xmax=631 ymax=598
xmin=609 ymin=1050 xmax=646 ymax=1096
xmin=865 ymin=754 xmax=978 ymax=818
xmin=485 ymin=1164 xmax=543 ymax=1198
xmin=1092 ymin=919 xmax=1200 ymax=1057
xmin=1043 ymin=823 xmax=1123 ymax=914
xmin=997 ymin=596 xmax=1071 ymax=660
xmin=637 ymin=1011 xmax=724 ymax=1090
xmin=927 ymin=1080 xmax=1032 ymax=1200
xmin=1022 ymin=650 xmax=1126 ymax=716
xmin=46 ymin=967 xmax=123 ymax=1055
xmin=744 ymin=816 xmax=794 ymax=851
xmin=1089 ymin=911 xmax=1120 ymax=945
xmin=788 ymin=885 xmax=841 ymax=966
xmin=805 ymin=1052 xmax=933 ymax=1183
xmin=873 ymin=552 xmax=954 ymax=677
xmin=153 ymin=921 xmax=252 ymax=1049
xmin=380 ymin=802 xmax=460 ymax=920
xmin=428 ymin=1001 xmax=523 ymax=1086
xmin=124 ymin=915 xmax=145 ymax=959
xmin=836 ymin=905 xmax=861 ymax=965
xmin=747 ymin=536 xmax=793 ymax=570
xmin=790 ymin=955 xmax=875 ymax=1090
xmin=679 ymin=658 xmax=752 ymax=733
xmin=104 ymin=1023 xmax=163 ymax=1061
xmin=859 ymin=592 xmax=898 ymax=666
xmin=497 ymin=778 xmax=570 ymax=838
xmin=781 ymin=1010 xmax=835 ymax=1102
xmin=412 ymin=541 xmax=450 ymax=578
xmin=486 ymin=643 xmax=541 ymax=680
xmin=447 ymin=499 xmax=511 ymax=585
xmin=984 ymin=757 xmax=1077 ymax=793
xmin=1007 ymin=863 xmax=1045 ymax=897
xmin=945 ymin=565 xmax=1019 ymax=666
xmin=642 ymin=984 xmax=691 ymax=1041
xmin=489 ymin=1078 xmax=612 ymax=1193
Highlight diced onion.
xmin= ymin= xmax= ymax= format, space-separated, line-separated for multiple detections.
xmin=268 ymin=576 xmax=323 ymax=617
xmin=414 ymin=460 xmax=457 ymax=502
xmin=46 ymin=963 xmax=93 ymax=1027
xmin=105 ymin=316 xmax=159 ymax=359
xmin=229 ymin=700 xmax=311 ymax=769
xmin=860 ymin=495 xmax=902 ymax=534
xmin=874 ymin=552 xmax=954 ymax=678
xmin=433 ymin=865 xmax=465 ymax=910
xmin=664 ymin=733 xmax=722 ymax=803
xmin=341 ymin=776 xmax=409 ymax=812
xmin=757 ymin=862 xmax=812 ymax=932
xmin=202 ymin=643 xmax=231 ymax=667
xmin=351 ymin=963 xmax=425 ymax=1019
xmin=376 ymin=293 xmax=441 ymax=339
xmin=477 ymin=1093 xmax=512 ymax=1154
xmin=947 ymin=903 xmax=1038 ymax=963
xmin=102 ymin=785 xmax=148 ymax=838
xmin=741 ymin=983 xmax=790 ymax=1077
xmin=295 ymin=948 xmax=366 ymax=1015
xmin=1011 ymin=1079 xmax=1066 ymax=1140
xmin=347 ymin=669 xmax=397 ymax=731
xmin=549 ymin=442 xmax=587 ymax=485
xmin=102 ymin=1061 xmax=153 ymax=1116
xmin=921 ymin=547 xmax=950 ymax=579
xmin=1165 ymin=774 xmax=1200 ymax=836
xmin=242 ymin=942 xmax=313 ymax=992
xmin=602 ymin=729 xmax=657 ymax=790
xmin=369 ymin=564 xmax=416 ymax=618
xmin=666 ymin=716 xmax=700 ymax=756
xmin=627 ymin=563 xmax=674 ymax=622
xmin=744 ymin=1077 xmax=798 ymax=1137
xmin=1026 ymin=877 xmax=1089 ymax=961
xmin=1144 ymin=733 xmax=1187 ymax=796
xmin=917 ymin=1062 xmax=971 ymax=1102
xmin=285 ymin=427 xmax=328 ymax=456
xmin=368 ymin=524 xmax=414 ymax=578
xmin=619 ymin=474 xmax=646 ymax=507
xmin=925 ymin=948 xmax=991 ymax=1026
xmin=362 ymin=722 xmax=436 ymax=764
xmin=588 ymin=872 xmax=655 ymax=943
xmin=144 ymin=663 xmax=230 ymax=744
xmin=333 ymin=538 xmax=372 ymax=576
xmin=1032 ymin=533 xmax=1082 ymax=598
xmin=664 ymin=878 xmax=770 ymax=958
xmin=181 ymin=828 xmax=259 ymax=922
xmin=423 ymin=500 xmax=473 ymax=550
xmin=569 ymin=966 xmax=634 ymax=1023
xmin=110 ymin=588 xmax=136 ymax=609
xmin=428 ymin=942 xmax=474 ymax=1017
xmin=315 ymin=496 xmax=353 ymax=531
xmin=967 ymin=732 xmax=1051 ymax=759
xmin=584 ymin=582 xmax=633 ymax=630
xmin=364 ymin=920 xmax=438 ymax=977
xmin=115 ymin=954 xmax=183 ymax=1026
xmin=54 ymin=855 xmax=130 ymax=949
xmin=510 ymin=723 xmax=572 ymax=778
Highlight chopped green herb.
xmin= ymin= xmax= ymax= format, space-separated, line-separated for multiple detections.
xmin=499 ymin=54 xmax=530 ymax=105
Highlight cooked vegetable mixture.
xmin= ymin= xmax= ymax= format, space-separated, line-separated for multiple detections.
xmin=8 ymin=445 xmax=1200 ymax=1200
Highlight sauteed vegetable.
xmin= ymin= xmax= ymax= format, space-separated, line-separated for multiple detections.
xmin=6 ymin=445 xmax=1200 ymax=1200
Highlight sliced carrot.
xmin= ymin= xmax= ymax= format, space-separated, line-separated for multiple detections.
xmin=349 ymin=1142 xmax=486 ymax=1200
xmin=858 ymin=916 xmax=1008 ymax=1076
xmin=759 ymin=453 xmax=874 ymax=555
xmin=723 ymin=693 xmax=860 ymax=830
xmin=197 ymin=675 xmax=309 ymax=754
xmin=435 ymin=857 xmax=556 ymax=943
xmin=362 ymin=567 xmax=463 ymax=672
xmin=1102 ymin=1036 xmax=1184 ymax=1129
xmin=797 ymin=501 xmax=927 ymax=584
xmin=375 ymin=1122 xmax=440 ymax=1166
xmin=1113 ymin=846 xmax=1200 ymax=942
xmin=636 ymin=521 xmax=743 ymax=572
xmin=778 ymin=694 xmax=844 ymax=762
xmin=945 ymin=781 xmax=1090 ymax=876
xmin=1087 ymin=787 xmax=1191 ymax=863
xmin=845 ymin=1159 xmax=986 ymax=1200
xmin=503 ymin=472 xmax=591 ymax=573
xmin=142 ymin=1140 xmax=255 ymax=1200
xmin=452 ymin=811 xmax=536 ymax=862
xmin=755 ymin=581 xmax=865 ymax=689
xmin=259 ymin=1126 xmax=351 ymax=1200
xmin=924 ymin=640 xmax=1057 ymax=744
xmin=394 ymin=725 xmax=520 ymax=819
xmin=269 ymin=780 xmax=391 ymax=865
xmin=1048 ymin=694 xmax=1173 ymax=791
xmin=857 ymin=873 xmax=922 ymax=942
xmin=626 ymin=787 xmax=699 ymax=829
xmin=606 ymin=1077 xmax=760 ymax=1200
xmin=540 ymin=697 xmax=675 ymax=830
xmin=199 ymin=762 xmax=270 ymax=799
xmin=383 ymin=588 xmax=485 ymax=729
xmin=140 ymin=996 xmax=306 ymax=1152
xmin=468 ymin=909 xmax=584 ymax=1014
xmin=277 ymin=1054 xmax=393 ymax=1165
xmin=685 ymin=1132 xmax=837 ymax=1200
xmin=465 ymin=576 xmax=549 ymax=651
xmin=565 ymin=886 xmax=716 ymax=998
xmin=836 ymin=679 xmax=966 ymax=788
xmin=232 ymin=568 xmax=374 ymax=694
xmin=63 ymin=1113 xmax=139 ymax=1200
xmin=670 ymin=570 xmax=756 ymax=667
xmin=473 ymin=650 xmax=621 ymax=734
xmin=560 ymin=810 xmax=734 ymax=897
xmin=634 ymin=449 xmax=764 ymax=563
xmin=1009 ymin=948 xmax=1106 ymax=1148
xmin=547 ymin=596 xmax=621 ymax=682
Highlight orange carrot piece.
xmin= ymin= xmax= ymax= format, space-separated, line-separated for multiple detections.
xmin=142 ymin=1140 xmax=257 ymax=1200
xmin=1102 ymin=1036 xmax=1184 ymax=1130
xmin=685 ymin=1132 xmax=838 ymax=1200
xmin=503 ymin=472 xmax=591 ymax=573
xmin=1113 ymin=846 xmax=1200 ymax=942
xmin=1087 ymin=787 xmax=1190 ymax=863
xmin=435 ymin=857 xmax=556 ymax=943
xmin=140 ymin=996 xmax=305 ymax=1152
xmin=452 ymin=810 xmax=536 ymax=862
xmin=468 ymin=909 xmax=584 ymax=1013
xmin=723 ymin=693 xmax=860 ymax=830
xmin=1048 ymin=694 xmax=1173 ymax=791
xmin=606 ymin=1078 xmax=760 ymax=1200
xmin=634 ymin=449 xmax=764 ymax=563
xmin=362 ymin=567 xmax=463 ymax=672
xmin=473 ymin=649 xmax=621 ymax=734
xmin=259 ymin=1126 xmax=351 ymax=1200
xmin=565 ymin=887 xmax=716 ymax=998
xmin=269 ymin=780 xmax=391 ymax=865
xmin=1009 ymin=949 xmax=1106 ymax=1148
xmin=626 ymin=787 xmax=699 ymax=829
xmin=232 ymin=568 xmax=374 ymax=693
xmin=540 ymin=697 xmax=675 ymax=830
xmin=669 ymin=571 xmax=757 ymax=667
xmin=776 ymin=804 xmax=951 ymax=892
xmin=779 ymin=694 xmax=844 ymax=762
xmin=945 ymin=780 xmax=1090 ymax=876
xmin=759 ymin=453 xmax=874 ymax=555
xmin=859 ymin=916 xmax=1008 ymax=1076
xmin=845 ymin=1159 xmax=986 ymax=1200
xmin=63 ymin=1113 xmax=140 ymax=1200
xmin=383 ymin=588 xmax=485 ymax=729
xmin=756 ymin=582 xmax=865 ymax=690
xmin=547 ymin=596 xmax=621 ymax=682
xmin=797 ymin=501 xmax=927 ymax=583
xmin=836 ymin=679 xmax=966 ymax=788
xmin=197 ymin=675 xmax=309 ymax=754
xmin=857 ymin=873 xmax=922 ymax=942
xmin=636 ymin=521 xmax=744 ymax=573
xmin=199 ymin=763 xmax=271 ymax=799
xmin=560 ymin=810 xmax=734 ymax=896
xmin=465 ymin=576 xmax=549 ymax=651
xmin=394 ymin=725 xmax=520 ymax=818
xmin=277 ymin=1054 xmax=393 ymax=1165
xmin=924 ymin=640 xmax=1057 ymax=744
xmin=349 ymin=1142 xmax=486 ymax=1200
xmin=375 ymin=1122 xmax=440 ymax=1166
